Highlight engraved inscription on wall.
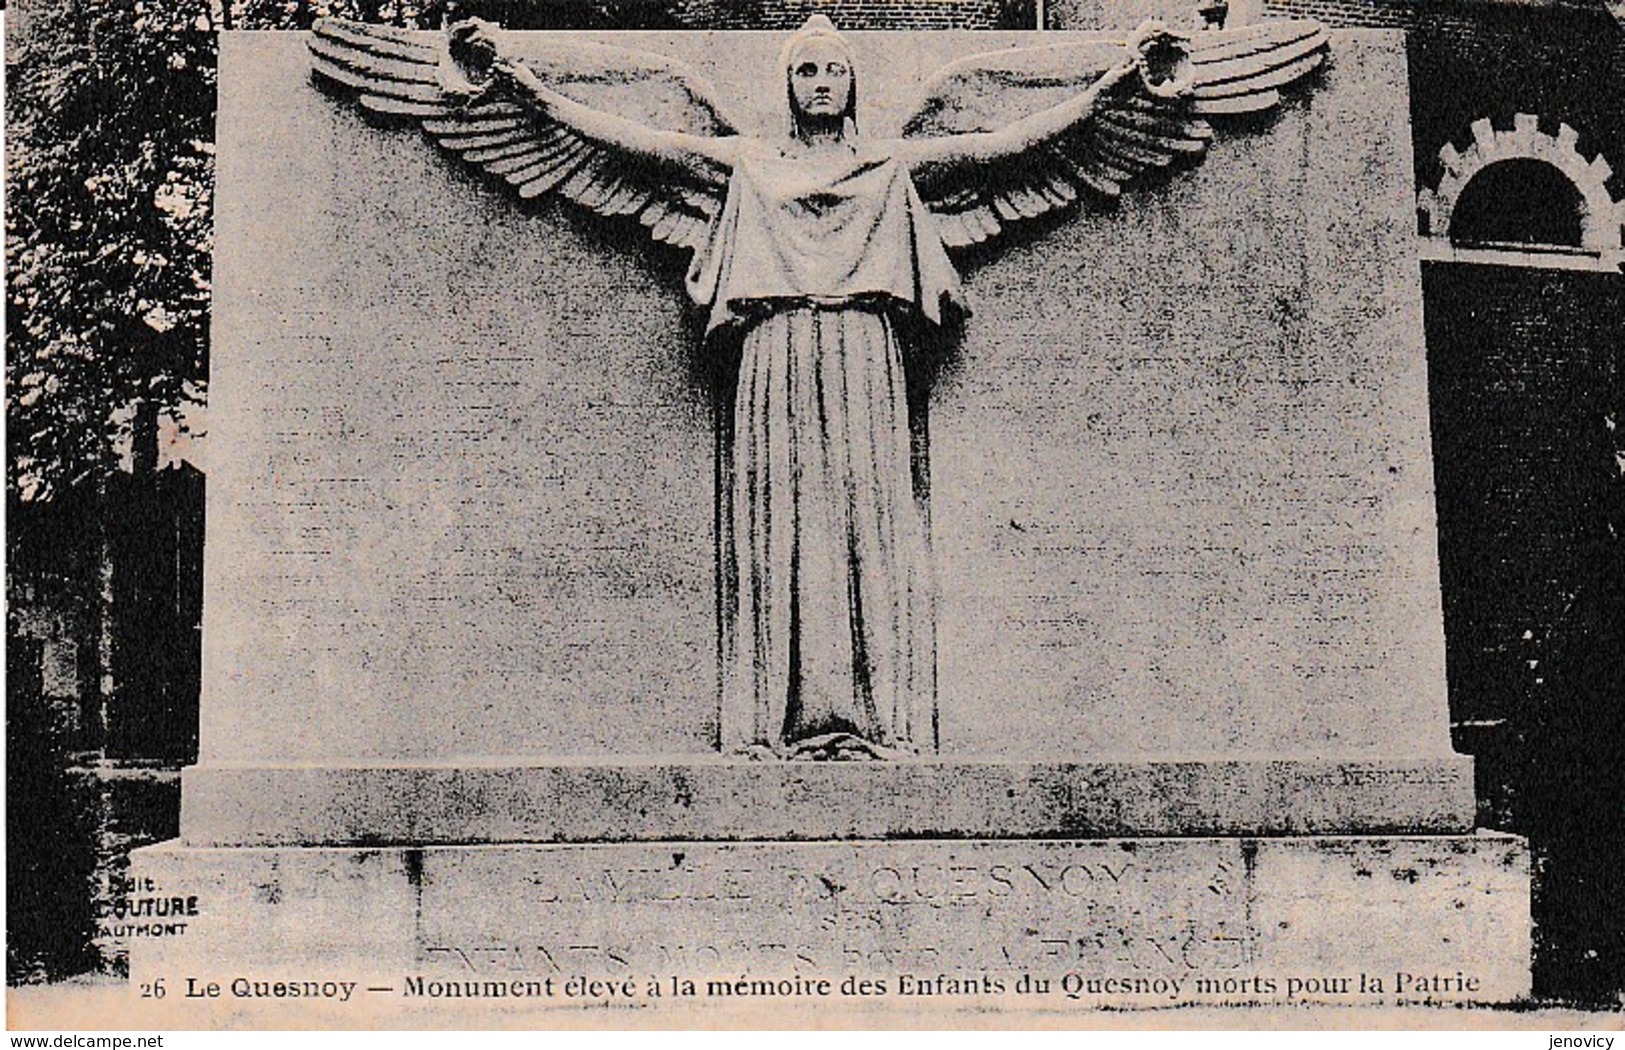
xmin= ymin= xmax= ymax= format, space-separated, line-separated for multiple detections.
xmin=416 ymin=842 xmax=1254 ymax=978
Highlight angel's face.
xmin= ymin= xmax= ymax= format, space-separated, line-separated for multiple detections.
xmin=787 ymin=38 xmax=854 ymax=123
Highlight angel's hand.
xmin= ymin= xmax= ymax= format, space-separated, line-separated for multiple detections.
xmin=1129 ymin=18 xmax=1162 ymax=46
xmin=1128 ymin=19 xmax=1196 ymax=98
xmin=442 ymin=18 xmax=504 ymax=100
xmin=448 ymin=18 xmax=503 ymax=67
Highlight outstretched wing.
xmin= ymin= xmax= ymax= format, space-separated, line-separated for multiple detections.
xmin=900 ymin=20 xmax=1329 ymax=249
xmin=309 ymin=19 xmax=742 ymax=252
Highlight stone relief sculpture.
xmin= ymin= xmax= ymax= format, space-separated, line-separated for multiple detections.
xmin=308 ymin=13 xmax=1328 ymax=760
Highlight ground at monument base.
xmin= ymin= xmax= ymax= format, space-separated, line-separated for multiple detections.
xmin=128 ymin=833 xmax=1530 ymax=1015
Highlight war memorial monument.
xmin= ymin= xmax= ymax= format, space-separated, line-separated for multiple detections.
xmin=129 ymin=1 xmax=1533 ymax=1018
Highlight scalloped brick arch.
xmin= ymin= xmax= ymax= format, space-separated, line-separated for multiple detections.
xmin=1418 ymin=113 xmax=1624 ymax=263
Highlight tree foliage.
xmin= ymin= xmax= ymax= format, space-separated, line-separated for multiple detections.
xmin=6 ymin=0 xmax=217 ymax=502
xmin=228 ymin=0 xmax=445 ymax=29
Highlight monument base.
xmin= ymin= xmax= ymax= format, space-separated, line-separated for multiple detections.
xmin=129 ymin=833 xmax=1530 ymax=1014
xmin=175 ymin=758 xmax=1477 ymax=845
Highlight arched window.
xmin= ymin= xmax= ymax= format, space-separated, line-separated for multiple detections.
xmin=1449 ymin=159 xmax=1585 ymax=250
xmin=1417 ymin=114 xmax=1623 ymax=272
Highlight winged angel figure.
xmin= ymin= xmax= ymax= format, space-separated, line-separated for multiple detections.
xmin=309 ymin=14 xmax=1328 ymax=761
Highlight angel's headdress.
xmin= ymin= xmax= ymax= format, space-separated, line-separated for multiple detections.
xmin=779 ymin=14 xmax=859 ymax=140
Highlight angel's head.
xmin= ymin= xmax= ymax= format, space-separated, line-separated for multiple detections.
xmin=780 ymin=15 xmax=858 ymax=140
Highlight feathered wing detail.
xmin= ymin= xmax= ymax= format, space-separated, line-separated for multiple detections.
xmin=899 ymin=20 xmax=1329 ymax=249
xmin=309 ymin=18 xmax=741 ymax=252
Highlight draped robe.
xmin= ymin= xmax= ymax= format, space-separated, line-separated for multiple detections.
xmin=687 ymin=143 xmax=966 ymax=755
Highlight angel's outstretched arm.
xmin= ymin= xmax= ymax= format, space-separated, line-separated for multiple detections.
xmin=894 ymin=59 xmax=1139 ymax=173
xmin=494 ymin=59 xmax=740 ymax=182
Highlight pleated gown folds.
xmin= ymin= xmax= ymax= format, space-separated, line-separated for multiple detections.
xmin=687 ymin=144 xmax=966 ymax=754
